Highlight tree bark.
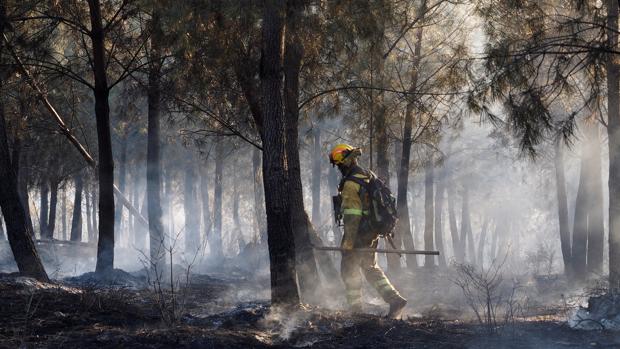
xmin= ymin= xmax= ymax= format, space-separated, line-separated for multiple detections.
xmin=606 ymin=0 xmax=620 ymax=291
xmin=260 ymin=0 xmax=300 ymax=305
xmin=47 ymin=179 xmax=59 ymax=239
xmin=184 ymin=158 xmax=200 ymax=254
xmin=146 ymin=8 xmax=166 ymax=273
xmin=114 ymin=134 xmax=128 ymax=246
xmin=283 ymin=0 xmax=321 ymax=300
xmin=423 ymin=154 xmax=435 ymax=268
xmin=70 ymin=172 xmax=83 ymax=241
xmin=477 ymin=217 xmax=489 ymax=268
xmin=434 ymin=172 xmax=447 ymax=267
xmin=0 ymin=213 xmax=5 ymax=240
xmin=18 ymin=153 xmax=34 ymax=235
xmin=61 ymin=185 xmax=67 ymax=240
xmin=447 ymin=184 xmax=462 ymax=263
xmin=311 ymin=128 xmax=322 ymax=227
xmin=88 ymin=0 xmax=116 ymax=274
xmin=200 ymin=164 xmax=212 ymax=245
xmin=461 ymin=185 xmax=475 ymax=265
xmin=85 ymin=185 xmax=94 ymax=242
xmin=211 ymin=141 xmax=224 ymax=259
xmin=585 ymin=123 xmax=604 ymax=275
xmin=572 ymin=143 xmax=589 ymax=281
xmin=252 ymin=148 xmax=267 ymax=243
xmin=39 ymin=181 xmax=49 ymax=239
xmin=0 ymin=23 xmax=48 ymax=279
xmin=554 ymin=138 xmax=572 ymax=277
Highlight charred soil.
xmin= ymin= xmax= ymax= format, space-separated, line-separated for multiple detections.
xmin=0 ymin=272 xmax=618 ymax=349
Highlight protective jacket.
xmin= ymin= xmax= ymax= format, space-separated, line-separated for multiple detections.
xmin=338 ymin=165 xmax=403 ymax=309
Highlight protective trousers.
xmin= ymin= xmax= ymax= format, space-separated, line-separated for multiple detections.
xmin=340 ymin=223 xmax=402 ymax=308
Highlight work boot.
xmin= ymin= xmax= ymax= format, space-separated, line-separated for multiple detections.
xmin=387 ymin=295 xmax=407 ymax=319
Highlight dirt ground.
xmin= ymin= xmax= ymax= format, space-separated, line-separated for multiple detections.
xmin=0 ymin=270 xmax=618 ymax=349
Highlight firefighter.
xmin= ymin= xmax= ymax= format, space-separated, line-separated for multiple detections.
xmin=329 ymin=143 xmax=407 ymax=319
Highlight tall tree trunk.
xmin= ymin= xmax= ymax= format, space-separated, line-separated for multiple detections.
xmin=434 ymin=172 xmax=447 ymax=267
xmin=447 ymin=184 xmax=462 ymax=263
xmin=477 ymin=217 xmax=489 ymax=268
xmin=327 ymin=165 xmax=342 ymax=244
xmin=70 ymin=172 xmax=83 ymax=242
xmin=283 ymin=0 xmax=321 ymax=300
xmin=252 ymin=148 xmax=267 ymax=243
xmin=311 ymin=128 xmax=322 ymax=228
xmin=211 ymin=141 xmax=224 ymax=259
xmin=0 ymin=25 xmax=48 ymax=279
xmin=85 ymin=185 xmax=94 ymax=242
xmin=47 ymin=179 xmax=59 ymax=239
xmin=18 ymin=154 xmax=34 ymax=235
xmin=146 ymin=8 xmax=166 ymax=273
xmin=39 ymin=181 xmax=49 ymax=239
xmin=200 ymin=164 xmax=212 ymax=245
xmin=88 ymin=0 xmax=116 ymax=274
xmin=259 ymin=0 xmax=300 ymax=305
xmin=61 ymin=185 xmax=67 ymax=240
xmin=233 ymin=177 xmax=243 ymax=251
xmin=461 ymin=185 xmax=475 ymax=264
xmin=423 ymin=154 xmax=435 ymax=268
xmin=0 ymin=213 xmax=5 ymax=240
xmin=585 ymin=123 xmax=604 ymax=275
xmin=394 ymin=4 xmax=424 ymax=270
xmin=606 ymin=0 xmax=620 ymax=291
xmin=554 ymin=138 xmax=573 ymax=278
xmin=403 ymin=179 xmax=420 ymax=268
xmin=184 ymin=158 xmax=200 ymax=255
xmin=114 ymin=135 xmax=128 ymax=246
xmin=572 ymin=144 xmax=589 ymax=281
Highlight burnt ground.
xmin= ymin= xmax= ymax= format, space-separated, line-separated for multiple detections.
xmin=0 ymin=270 xmax=618 ymax=349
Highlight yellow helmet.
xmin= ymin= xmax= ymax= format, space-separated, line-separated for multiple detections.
xmin=329 ymin=143 xmax=357 ymax=166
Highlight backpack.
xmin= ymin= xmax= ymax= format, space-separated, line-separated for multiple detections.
xmin=342 ymin=170 xmax=399 ymax=237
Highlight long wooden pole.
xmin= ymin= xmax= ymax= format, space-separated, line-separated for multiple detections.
xmin=312 ymin=245 xmax=439 ymax=255
xmin=2 ymin=34 xmax=148 ymax=227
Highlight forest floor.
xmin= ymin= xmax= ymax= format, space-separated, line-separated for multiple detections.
xmin=0 ymin=267 xmax=618 ymax=349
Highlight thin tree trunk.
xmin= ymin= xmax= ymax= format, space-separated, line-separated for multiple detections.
xmin=327 ymin=165 xmax=343 ymax=245
xmin=61 ymin=185 xmax=67 ymax=240
xmin=311 ymin=128 xmax=322 ymax=227
xmin=70 ymin=172 xmax=83 ymax=241
xmin=585 ymin=123 xmax=604 ymax=275
xmin=260 ymin=0 xmax=300 ymax=305
xmin=477 ymin=217 xmax=489 ymax=268
xmin=146 ymin=8 xmax=166 ymax=273
xmin=47 ymin=179 xmax=59 ymax=239
xmin=0 ymin=22 xmax=48 ymax=279
xmin=211 ymin=141 xmax=224 ymax=259
xmin=85 ymin=185 xmax=94 ymax=242
xmin=184 ymin=158 xmax=200 ymax=255
xmin=424 ymin=154 xmax=435 ymax=268
xmin=434 ymin=168 xmax=447 ymax=267
xmin=114 ymin=135 xmax=128 ymax=246
xmin=572 ymin=144 xmax=589 ymax=281
xmin=461 ymin=185 xmax=475 ymax=265
xmin=606 ymin=0 xmax=620 ymax=291
xmin=0 ymin=213 xmax=5 ymax=240
xmin=88 ymin=0 xmax=115 ymax=274
xmin=39 ymin=181 xmax=49 ymax=239
xmin=18 ymin=154 xmax=34 ymax=235
xmin=252 ymin=148 xmax=266 ymax=244
xmin=447 ymin=184 xmax=462 ymax=263
xmin=200 ymin=164 xmax=212 ymax=245
xmin=554 ymin=138 xmax=573 ymax=278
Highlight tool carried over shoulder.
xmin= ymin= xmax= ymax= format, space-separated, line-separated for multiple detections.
xmin=312 ymin=245 xmax=439 ymax=255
